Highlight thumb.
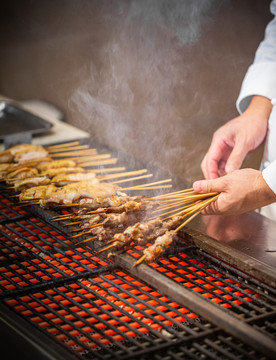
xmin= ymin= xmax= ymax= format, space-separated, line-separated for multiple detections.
xmin=225 ymin=141 xmax=247 ymax=173
xmin=193 ymin=177 xmax=224 ymax=194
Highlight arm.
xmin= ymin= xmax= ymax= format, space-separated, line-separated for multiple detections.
xmin=202 ymin=1 xmax=276 ymax=180
xmin=237 ymin=0 xmax=276 ymax=113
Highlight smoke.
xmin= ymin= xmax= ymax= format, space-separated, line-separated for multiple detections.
xmin=68 ymin=0 xmax=224 ymax=181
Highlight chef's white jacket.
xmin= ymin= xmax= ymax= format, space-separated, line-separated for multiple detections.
xmin=236 ymin=0 xmax=276 ymax=220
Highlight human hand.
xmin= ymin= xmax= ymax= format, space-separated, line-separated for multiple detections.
xmin=193 ymin=168 xmax=276 ymax=215
xmin=201 ymin=96 xmax=272 ymax=179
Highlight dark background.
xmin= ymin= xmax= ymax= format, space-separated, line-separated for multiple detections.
xmin=0 ymin=0 xmax=272 ymax=183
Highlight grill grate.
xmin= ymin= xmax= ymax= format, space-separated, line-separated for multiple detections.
xmin=0 ymin=185 xmax=275 ymax=359
xmin=0 ymin=192 xmax=29 ymax=223
xmin=4 ymin=269 xmax=267 ymax=360
xmin=0 ymin=216 xmax=114 ymax=297
xmin=126 ymin=240 xmax=276 ymax=342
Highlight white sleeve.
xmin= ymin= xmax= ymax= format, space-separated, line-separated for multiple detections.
xmin=262 ymin=159 xmax=276 ymax=194
xmin=236 ymin=0 xmax=276 ymax=113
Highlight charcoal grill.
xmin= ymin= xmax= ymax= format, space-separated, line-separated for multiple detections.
xmin=0 ymin=140 xmax=275 ymax=360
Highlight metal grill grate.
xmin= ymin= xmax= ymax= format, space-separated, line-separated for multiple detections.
xmin=0 ymin=216 xmax=114 ymax=297
xmin=0 ymin=193 xmax=29 ymax=223
xmin=126 ymin=240 xmax=276 ymax=342
xmin=4 ymin=269 xmax=267 ymax=360
xmin=0 ymin=188 xmax=275 ymax=359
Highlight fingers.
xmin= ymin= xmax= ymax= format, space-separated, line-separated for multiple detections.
xmin=193 ymin=177 xmax=225 ymax=194
xmin=225 ymin=139 xmax=248 ymax=173
xmin=201 ymin=136 xmax=232 ymax=179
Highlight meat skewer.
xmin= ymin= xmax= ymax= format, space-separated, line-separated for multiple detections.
xmin=39 ymin=180 xmax=120 ymax=208
xmin=134 ymin=230 xmax=177 ymax=266
xmin=37 ymin=159 xmax=77 ymax=171
xmin=51 ymin=172 xmax=98 ymax=186
xmin=40 ymin=167 xmax=85 ymax=177
xmin=99 ymin=215 xmax=183 ymax=254
xmin=19 ymin=185 xmax=58 ymax=202
xmin=132 ymin=194 xmax=220 ymax=267
xmin=5 ymin=168 xmax=39 ymax=184
xmin=0 ymin=144 xmax=49 ymax=164
xmin=13 ymin=177 xmax=51 ymax=192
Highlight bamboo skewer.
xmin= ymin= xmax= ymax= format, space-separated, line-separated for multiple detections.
xmin=49 ymin=145 xmax=90 ymax=153
xmin=121 ymin=179 xmax=171 ymax=191
xmin=87 ymin=167 xmax=126 ymax=174
xmin=132 ymin=254 xmax=146 ymax=267
xmin=51 ymin=149 xmax=97 ymax=157
xmin=65 ymin=221 xmax=81 ymax=226
xmin=98 ymin=243 xmax=115 ymax=253
xmin=121 ymin=185 xmax=172 ymax=191
xmin=71 ymin=223 xmax=103 ymax=238
xmin=174 ymin=194 xmax=219 ymax=232
xmin=99 ymin=169 xmax=148 ymax=181
xmin=78 ymin=236 xmax=97 ymax=243
xmin=81 ymin=158 xmax=118 ymax=167
xmin=132 ymin=194 xmax=219 ymax=268
xmin=66 ymin=154 xmax=111 ymax=163
xmin=149 ymin=188 xmax=194 ymax=199
xmin=113 ymin=174 xmax=153 ymax=184
xmin=47 ymin=141 xmax=80 ymax=149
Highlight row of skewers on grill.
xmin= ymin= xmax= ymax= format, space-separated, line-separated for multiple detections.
xmin=54 ymin=189 xmax=218 ymax=267
xmin=0 ymin=141 xmax=219 ymax=266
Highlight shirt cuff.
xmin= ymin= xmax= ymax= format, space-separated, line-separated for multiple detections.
xmin=262 ymin=160 xmax=276 ymax=194
xmin=236 ymin=62 xmax=276 ymax=113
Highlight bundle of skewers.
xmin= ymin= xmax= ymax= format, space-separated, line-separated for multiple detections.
xmin=0 ymin=141 xmax=219 ymax=267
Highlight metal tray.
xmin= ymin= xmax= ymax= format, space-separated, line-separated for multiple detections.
xmin=0 ymin=101 xmax=53 ymax=139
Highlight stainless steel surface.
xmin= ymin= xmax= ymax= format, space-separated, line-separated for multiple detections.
xmin=189 ymin=211 xmax=276 ymax=268
xmin=0 ymin=101 xmax=53 ymax=141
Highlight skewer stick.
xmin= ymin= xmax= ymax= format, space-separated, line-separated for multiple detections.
xmin=47 ymin=141 xmax=80 ymax=149
xmin=151 ymin=202 xmax=197 ymax=220
xmin=49 ymin=145 xmax=90 ymax=153
xmin=88 ymin=167 xmax=126 ymax=174
xmin=122 ymin=185 xmax=172 ymax=191
xmin=81 ymin=158 xmax=118 ymax=167
xmin=19 ymin=201 xmax=40 ymax=207
xmin=153 ymin=199 xmax=191 ymax=212
xmin=149 ymin=188 xmax=195 ymax=199
xmin=99 ymin=243 xmax=115 ymax=253
xmin=61 ymin=203 xmax=82 ymax=207
xmin=51 ymin=149 xmax=97 ymax=157
xmin=114 ymin=174 xmax=153 ymax=184
xmin=121 ymin=179 xmax=171 ymax=191
xmin=66 ymin=154 xmax=111 ymax=162
xmin=71 ymin=223 xmax=103 ymax=238
xmin=52 ymin=216 xmax=72 ymax=221
xmin=65 ymin=221 xmax=81 ymax=226
xmin=132 ymin=254 xmax=146 ymax=268
xmin=99 ymin=169 xmax=148 ymax=181
xmin=78 ymin=236 xmax=97 ymax=243
xmin=175 ymin=194 xmax=220 ymax=232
